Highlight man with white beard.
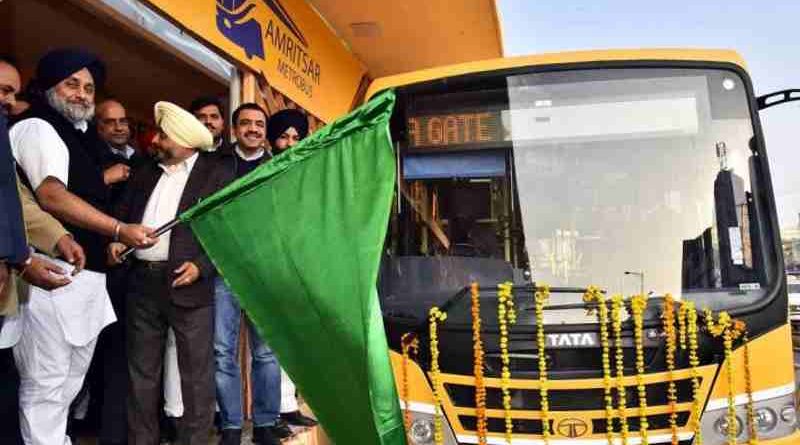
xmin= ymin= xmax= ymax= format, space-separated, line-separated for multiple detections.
xmin=9 ymin=49 xmax=158 ymax=445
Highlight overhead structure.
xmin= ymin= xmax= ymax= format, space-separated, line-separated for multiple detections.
xmin=308 ymin=0 xmax=504 ymax=77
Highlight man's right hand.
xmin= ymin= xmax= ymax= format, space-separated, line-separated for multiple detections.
xmin=118 ymin=223 xmax=158 ymax=249
xmin=107 ymin=242 xmax=127 ymax=265
xmin=103 ymin=163 xmax=131 ymax=185
xmin=21 ymin=257 xmax=71 ymax=290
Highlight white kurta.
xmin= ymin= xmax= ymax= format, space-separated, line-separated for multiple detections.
xmin=13 ymin=257 xmax=115 ymax=445
xmin=10 ymin=117 xmax=117 ymax=444
xmin=280 ymin=367 xmax=298 ymax=413
xmin=163 ymin=328 xmax=184 ymax=418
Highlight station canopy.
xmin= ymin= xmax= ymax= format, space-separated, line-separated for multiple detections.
xmin=309 ymin=0 xmax=504 ymax=77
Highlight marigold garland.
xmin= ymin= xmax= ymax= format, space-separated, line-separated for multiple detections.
xmin=611 ymin=294 xmax=629 ymax=445
xmin=429 ymin=307 xmax=448 ymax=445
xmin=743 ymin=330 xmax=758 ymax=445
xmin=631 ymin=294 xmax=650 ymax=445
xmin=471 ymin=283 xmax=488 ymax=444
xmin=535 ymin=285 xmax=552 ymax=443
xmin=584 ymin=286 xmax=614 ymax=445
xmin=401 ymin=332 xmax=420 ymax=437
xmin=722 ymin=327 xmax=737 ymax=445
xmin=662 ymin=295 xmax=679 ymax=445
xmin=678 ymin=302 xmax=688 ymax=351
xmin=704 ymin=309 xmax=746 ymax=445
xmin=685 ymin=301 xmax=702 ymax=445
xmin=497 ymin=283 xmax=516 ymax=444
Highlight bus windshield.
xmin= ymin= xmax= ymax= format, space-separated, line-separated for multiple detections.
xmin=380 ymin=67 xmax=773 ymax=324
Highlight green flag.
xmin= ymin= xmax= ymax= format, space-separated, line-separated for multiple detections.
xmin=181 ymin=90 xmax=405 ymax=445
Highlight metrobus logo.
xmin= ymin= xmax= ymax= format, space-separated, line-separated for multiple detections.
xmin=216 ymin=0 xmax=308 ymax=60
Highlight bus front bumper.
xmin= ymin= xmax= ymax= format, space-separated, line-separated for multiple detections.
xmin=761 ymin=430 xmax=800 ymax=444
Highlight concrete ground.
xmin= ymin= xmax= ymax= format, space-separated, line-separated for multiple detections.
xmin=76 ymin=421 xmax=323 ymax=444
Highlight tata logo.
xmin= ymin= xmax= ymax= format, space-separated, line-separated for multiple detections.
xmin=556 ymin=418 xmax=589 ymax=438
xmin=216 ymin=0 xmax=308 ymax=60
xmin=546 ymin=333 xmax=596 ymax=348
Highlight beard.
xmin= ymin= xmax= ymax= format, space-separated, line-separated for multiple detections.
xmin=46 ymin=88 xmax=95 ymax=124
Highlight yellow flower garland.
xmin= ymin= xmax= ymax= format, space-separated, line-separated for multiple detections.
xmin=678 ymin=303 xmax=688 ymax=351
xmin=583 ymin=286 xmax=614 ymax=445
xmin=535 ymin=285 xmax=551 ymax=443
xmin=662 ymin=295 xmax=679 ymax=445
xmin=685 ymin=301 xmax=702 ymax=445
xmin=497 ymin=283 xmax=516 ymax=444
xmin=704 ymin=310 xmax=747 ymax=445
xmin=471 ymin=283 xmax=488 ymax=444
xmin=401 ymin=332 xmax=420 ymax=437
xmin=631 ymin=294 xmax=649 ymax=445
xmin=429 ymin=307 xmax=448 ymax=445
xmin=611 ymin=294 xmax=629 ymax=445
xmin=743 ymin=331 xmax=758 ymax=445
xmin=722 ymin=327 xmax=736 ymax=445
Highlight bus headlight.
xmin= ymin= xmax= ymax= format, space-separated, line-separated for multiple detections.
xmin=702 ymin=390 xmax=797 ymax=443
xmin=409 ymin=418 xmax=434 ymax=444
xmin=714 ymin=414 xmax=743 ymax=437
xmin=402 ymin=407 xmax=457 ymax=445
xmin=779 ymin=404 xmax=797 ymax=425
xmin=754 ymin=407 xmax=778 ymax=433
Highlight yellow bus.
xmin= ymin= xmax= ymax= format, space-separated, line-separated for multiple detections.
xmin=370 ymin=49 xmax=800 ymax=444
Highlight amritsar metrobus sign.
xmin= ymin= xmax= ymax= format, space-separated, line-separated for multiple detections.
xmin=145 ymin=0 xmax=366 ymax=122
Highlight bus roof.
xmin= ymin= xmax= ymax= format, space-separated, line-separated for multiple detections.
xmin=365 ymin=48 xmax=747 ymax=100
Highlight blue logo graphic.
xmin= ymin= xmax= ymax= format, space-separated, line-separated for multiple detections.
xmin=216 ymin=0 xmax=266 ymax=60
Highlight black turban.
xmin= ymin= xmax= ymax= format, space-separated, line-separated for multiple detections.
xmin=267 ymin=109 xmax=308 ymax=148
xmin=34 ymin=48 xmax=106 ymax=92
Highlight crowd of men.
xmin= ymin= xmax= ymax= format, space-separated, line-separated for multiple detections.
xmin=0 ymin=48 xmax=318 ymax=445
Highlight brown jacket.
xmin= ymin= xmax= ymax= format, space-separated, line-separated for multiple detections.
xmin=0 ymin=177 xmax=69 ymax=315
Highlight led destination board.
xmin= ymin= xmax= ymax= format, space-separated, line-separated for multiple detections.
xmin=407 ymin=111 xmax=507 ymax=149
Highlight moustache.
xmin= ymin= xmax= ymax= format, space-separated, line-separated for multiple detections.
xmin=67 ymin=99 xmax=91 ymax=108
xmin=244 ymin=132 xmax=263 ymax=138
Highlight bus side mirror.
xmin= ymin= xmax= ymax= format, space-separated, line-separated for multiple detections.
xmin=756 ymin=89 xmax=800 ymax=110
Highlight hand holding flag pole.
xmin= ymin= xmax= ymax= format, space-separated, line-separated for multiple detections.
xmin=119 ymin=218 xmax=181 ymax=261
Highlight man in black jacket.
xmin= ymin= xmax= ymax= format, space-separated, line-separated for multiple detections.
xmin=85 ymin=99 xmax=146 ymax=445
xmin=108 ymin=101 xmax=233 ymax=445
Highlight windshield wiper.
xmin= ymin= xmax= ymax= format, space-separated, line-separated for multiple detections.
xmin=404 ymin=283 xmax=610 ymax=339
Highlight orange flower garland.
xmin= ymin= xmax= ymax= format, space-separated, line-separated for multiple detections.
xmin=471 ymin=283 xmax=488 ymax=444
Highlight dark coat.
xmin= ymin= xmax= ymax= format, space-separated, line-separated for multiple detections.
xmin=113 ymin=152 xmax=233 ymax=307
xmin=0 ymin=114 xmax=28 ymax=264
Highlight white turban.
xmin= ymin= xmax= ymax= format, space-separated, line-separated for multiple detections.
xmin=154 ymin=101 xmax=213 ymax=151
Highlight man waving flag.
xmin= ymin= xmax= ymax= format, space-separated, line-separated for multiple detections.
xmin=181 ymin=90 xmax=406 ymax=445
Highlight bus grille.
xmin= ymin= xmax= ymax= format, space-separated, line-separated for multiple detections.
xmin=445 ymin=379 xmax=697 ymax=411
xmin=436 ymin=368 xmax=716 ymax=442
